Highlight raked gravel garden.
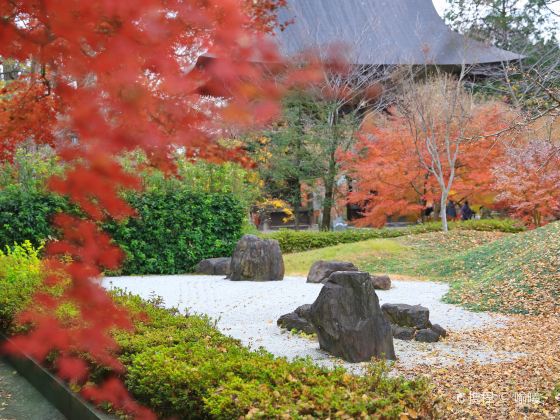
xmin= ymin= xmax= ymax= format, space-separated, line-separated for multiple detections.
xmin=102 ymin=274 xmax=516 ymax=373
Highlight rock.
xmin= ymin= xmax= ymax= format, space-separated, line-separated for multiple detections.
xmin=309 ymin=271 xmax=395 ymax=362
xmin=294 ymin=304 xmax=312 ymax=320
xmin=391 ymin=325 xmax=415 ymax=340
xmin=381 ymin=303 xmax=431 ymax=329
xmin=277 ymin=312 xmax=315 ymax=335
xmin=228 ymin=235 xmax=284 ymax=281
xmin=370 ymin=275 xmax=391 ymax=290
xmin=415 ymin=328 xmax=440 ymax=343
xmin=430 ymin=324 xmax=447 ymax=338
xmin=306 ymin=260 xmax=358 ymax=284
xmin=195 ymin=257 xmax=231 ymax=275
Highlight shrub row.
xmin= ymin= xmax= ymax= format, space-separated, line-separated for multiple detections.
xmin=262 ymin=219 xmax=526 ymax=253
xmin=0 ymin=243 xmax=437 ymax=419
xmin=0 ymin=187 xmax=244 ymax=275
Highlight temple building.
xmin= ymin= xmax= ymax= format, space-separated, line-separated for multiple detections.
xmin=271 ymin=0 xmax=522 ymax=66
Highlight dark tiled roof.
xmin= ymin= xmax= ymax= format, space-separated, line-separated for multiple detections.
xmin=271 ymin=0 xmax=523 ymax=65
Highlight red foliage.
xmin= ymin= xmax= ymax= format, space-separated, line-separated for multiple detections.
xmin=0 ymin=0 xmax=289 ymax=416
xmin=344 ymin=105 xmax=508 ymax=227
xmin=0 ymin=77 xmax=59 ymax=161
xmin=493 ymin=140 xmax=560 ymax=227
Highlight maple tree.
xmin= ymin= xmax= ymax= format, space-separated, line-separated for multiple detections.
xmin=493 ymin=139 xmax=560 ymax=226
xmin=344 ymin=79 xmax=510 ymax=229
xmin=0 ymin=0 xmax=290 ymax=416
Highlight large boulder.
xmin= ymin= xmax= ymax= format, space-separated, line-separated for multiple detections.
xmin=277 ymin=304 xmax=315 ymax=335
xmin=370 ymin=275 xmax=391 ymax=290
xmin=308 ymin=271 xmax=395 ymax=362
xmin=306 ymin=260 xmax=358 ymax=284
xmin=228 ymin=235 xmax=284 ymax=281
xmin=195 ymin=257 xmax=231 ymax=275
xmin=381 ymin=303 xmax=431 ymax=329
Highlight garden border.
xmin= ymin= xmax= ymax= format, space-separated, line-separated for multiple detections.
xmin=0 ymin=333 xmax=112 ymax=420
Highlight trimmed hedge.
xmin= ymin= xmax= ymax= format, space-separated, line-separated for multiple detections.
xmin=0 ymin=187 xmax=244 ymax=275
xmin=105 ymin=189 xmax=244 ymax=275
xmin=1 ymin=243 xmax=437 ymax=419
xmin=0 ymin=186 xmax=70 ymax=249
xmin=262 ymin=219 xmax=526 ymax=253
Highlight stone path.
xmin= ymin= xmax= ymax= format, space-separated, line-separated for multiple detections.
xmin=0 ymin=359 xmax=64 ymax=420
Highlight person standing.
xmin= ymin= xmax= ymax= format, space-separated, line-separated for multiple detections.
xmin=461 ymin=201 xmax=474 ymax=221
xmin=446 ymin=200 xmax=457 ymax=220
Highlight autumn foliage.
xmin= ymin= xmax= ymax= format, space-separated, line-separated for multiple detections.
xmin=493 ymin=139 xmax=560 ymax=226
xmin=344 ymin=101 xmax=509 ymax=227
xmin=0 ymin=0 xmax=290 ymax=416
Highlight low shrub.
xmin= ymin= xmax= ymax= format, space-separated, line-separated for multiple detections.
xmin=0 ymin=241 xmax=43 ymax=330
xmin=263 ymin=219 xmax=525 ymax=253
xmin=114 ymin=292 xmax=437 ymax=419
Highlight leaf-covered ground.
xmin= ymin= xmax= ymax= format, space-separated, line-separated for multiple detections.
xmin=395 ymin=315 xmax=560 ymax=419
xmin=433 ymin=222 xmax=560 ymax=315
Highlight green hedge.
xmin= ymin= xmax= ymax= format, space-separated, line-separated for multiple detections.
xmin=105 ymin=189 xmax=244 ymax=275
xmin=0 ymin=186 xmax=70 ymax=249
xmin=0 ymin=187 xmax=244 ymax=275
xmin=114 ymin=293 xmax=435 ymax=419
xmin=262 ymin=219 xmax=526 ymax=253
xmin=0 ymin=243 xmax=437 ymax=418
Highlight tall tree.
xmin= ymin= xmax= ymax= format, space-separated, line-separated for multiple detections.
xmin=345 ymin=74 xmax=509 ymax=231
xmin=248 ymin=93 xmax=322 ymax=228
xmin=344 ymin=97 xmax=507 ymax=229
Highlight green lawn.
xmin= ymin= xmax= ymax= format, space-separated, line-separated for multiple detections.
xmin=284 ymin=223 xmax=560 ymax=315
xmin=284 ymin=230 xmax=506 ymax=279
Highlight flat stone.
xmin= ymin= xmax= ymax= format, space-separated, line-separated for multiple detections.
xmin=306 ymin=260 xmax=358 ymax=283
xmin=382 ymin=303 xmax=431 ymax=329
xmin=309 ymin=271 xmax=395 ymax=362
xmin=195 ymin=257 xmax=231 ymax=275
xmin=277 ymin=312 xmax=315 ymax=335
xmin=371 ymin=275 xmax=391 ymax=290
xmin=430 ymin=324 xmax=447 ymax=338
xmin=415 ymin=328 xmax=440 ymax=343
xmin=392 ymin=325 xmax=415 ymax=340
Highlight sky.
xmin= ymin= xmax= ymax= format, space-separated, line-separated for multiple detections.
xmin=432 ymin=0 xmax=447 ymax=17
xmin=432 ymin=0 xmax=560 ymax=39
xmin=432 ymin=0 xmax=560 ymax=18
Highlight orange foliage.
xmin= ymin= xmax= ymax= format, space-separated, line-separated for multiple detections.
xmin=493 ymin=139 xmax=560 ymax=227
xmin=344 ymin=104 xmax=509 ymax=227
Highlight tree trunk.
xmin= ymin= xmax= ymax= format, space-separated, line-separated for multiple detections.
xmin=321 ymin=184 xmax=333 ymax=231
xmin=440 ymin=192 xmax=449 ymax=233
xmin=294 ymin=200 xmax=300 ymax=230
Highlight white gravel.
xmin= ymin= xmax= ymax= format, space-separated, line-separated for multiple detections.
xmin=102 ymin=275 xmax=513 ymax=372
